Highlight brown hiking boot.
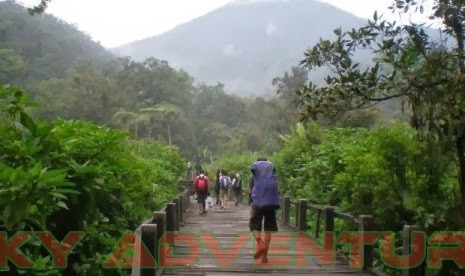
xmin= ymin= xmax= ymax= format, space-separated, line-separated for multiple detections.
xmin=261 ymin=249 xmax=269 ymax=263
xmin=253 ymin=239 xmax=267 ymax=260
xmin=261 ymin=256 xmax=268 ymax=263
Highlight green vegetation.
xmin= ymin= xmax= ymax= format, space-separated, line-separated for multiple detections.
xmin=206 ymin=1 xmax=465 ymax=274
xmin=0 ymin=0 xmax=113 ymax=89
xmin=3 ymin=0 xmax=465 ymax=275
xmin=0 ymin=2 xmax=296 ymax=274
xmin=0 ymin=85 xmax=184 ymax=274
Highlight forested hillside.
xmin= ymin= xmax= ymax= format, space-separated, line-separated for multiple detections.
xmin=0 ymin=1 xmax=395 ymax=162
xmin=0 ymin=0 xmax=114 ymax=88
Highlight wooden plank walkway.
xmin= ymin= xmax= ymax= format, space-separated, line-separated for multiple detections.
xmin=162 ymin=196 xmax=373 ymax=276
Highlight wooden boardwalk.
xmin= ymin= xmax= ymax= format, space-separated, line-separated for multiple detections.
xmin=162 ymin=196 xmax=373 ymax=276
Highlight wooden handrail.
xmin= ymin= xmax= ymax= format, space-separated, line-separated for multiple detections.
xmin=334 ymin=210 xmax=359 ymax=225
xmin=282 ymin=199 xmax=359 ymax=227
xmin=131 ymin=180 xmax=192 ymax=276
xmin=132 ymin=185 xmax=424 ymax=276
xmin=279 ymin=195 xmax=428 ymax=275
xmin=307 ymin=204 xmax=324 ymax=212
xmin=277 ymin=196 xmax=375 ymax=272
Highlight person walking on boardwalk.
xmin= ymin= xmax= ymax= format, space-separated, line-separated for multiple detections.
xmin=215 ymin=169 xmax=221 ymax=205
xmin=194 ymin=171 xmax=209 ymax=215
xmin=228 ymin=172 xmax=235 ymax=202
xmin=249 ymin=157 xmax=280 ymax=263
xmin=248 ymin=173 xmax=253 ymax=205
xmin=232 ymin=172 xmax=243 ymax=206
xmin=219 ymin=170 xmax=232 ymax=209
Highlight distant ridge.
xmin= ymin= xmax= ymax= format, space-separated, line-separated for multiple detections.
xmin=111 ymin=0 xmax=368 ymax=96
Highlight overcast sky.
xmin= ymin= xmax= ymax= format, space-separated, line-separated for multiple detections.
xmin=16 ymin=0 xmax=432 ymax=48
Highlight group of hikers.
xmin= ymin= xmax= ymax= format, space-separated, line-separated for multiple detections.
xmin=192 ymin=157 xmax=280 ymax=263
xmin=192 ymin=169 xmax=244 ymax=214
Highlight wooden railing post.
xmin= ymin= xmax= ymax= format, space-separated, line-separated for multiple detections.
xmin=183 ymin=193 xmax=186 ymax=209
xmin=183 ymin=192 xmax=189 ymax=211
xmin=315 ymin=210 xmax=321 ymax=239
xmin=295 ymin=201 xmax=300 ymax=227
xmin=359 ymin=215 xmax=374 ymax=270
xmin=166 ymin=203 xmax=176 ymax=243
xmin=298 ymin=199 xmax=307 ymax=231
xmin=178 ymin=194 xmax=183 ymax=226
xmin=283 ymin=196 xmax=290 ymax=226
xmin=324 ymin=206 xmax=335 ymax=249
xmin=403 ymin=225 xmax=424 ymax=276
xmin=172 ymin=198 xmax=179 ymax=231
xmin=140 ymin=224 xmax=157 ymax=276
xmin=151 ymin=212 xmax=166 ymax=264
xmin=131 ymin=187 xmax=192 ymax=276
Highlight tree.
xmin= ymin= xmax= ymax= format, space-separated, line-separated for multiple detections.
xmin=272 ymin=67 xmax=308 ymax=106
xmin=113 ymin=109 xmax=137 ymax=132
xmin=28 ymin=0 xmax=52 ymax=15
xmin=296 ymin=0 xmax=465 ymax=228
xmin=392 ymin=0 xmax=465 ymax=225
xmin=34 ymin=62 xmax=119 ymax=124
xmin=0 ymin=48 xmax=24 ymax=84
xmin=138 ymin=107 xmax=159 ymax=139
xmin=152 ymin=103 xmax=185 ymax=147
xmin=198 ymin=122 xmax=232 ymax=155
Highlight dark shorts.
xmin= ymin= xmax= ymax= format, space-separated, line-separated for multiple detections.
xmin=249 ymin=205 xmax=278 ymax=232
xmin=197 ymin=191 xmax=207 ymax=204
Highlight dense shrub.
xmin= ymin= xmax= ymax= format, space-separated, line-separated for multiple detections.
xmin=273 ymin=121 xmax=457 ymax=229
xmin=0 ymin=85 xmax=185 ymax=275
xmin=271 ymin=121 xmax=458 ymax=274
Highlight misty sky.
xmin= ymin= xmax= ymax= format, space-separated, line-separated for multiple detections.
xmin=17 ymin=0 xmax=432 ymax=48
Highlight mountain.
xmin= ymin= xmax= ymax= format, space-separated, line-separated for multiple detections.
xmin=0 ymin=0 xmax=115 ymax=88
xmin=111 ymin=0 xmax=368 ymax=96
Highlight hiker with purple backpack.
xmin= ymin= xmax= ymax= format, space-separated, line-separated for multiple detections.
xmin=249 ymin=157 xmax=280 ymax=263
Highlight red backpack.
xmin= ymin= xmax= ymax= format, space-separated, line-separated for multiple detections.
xmin=196 ymin=176 xmax=208 ymax=192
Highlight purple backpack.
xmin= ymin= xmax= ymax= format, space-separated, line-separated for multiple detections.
xmin=251 ymin=161 xmax=280 ymax=209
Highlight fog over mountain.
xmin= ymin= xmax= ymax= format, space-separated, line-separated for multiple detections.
xmin=111 ymin=0 xmax=369 ymax=96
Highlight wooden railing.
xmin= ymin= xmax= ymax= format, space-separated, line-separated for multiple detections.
xmin=278 ymin=196 xmax=375 ymax=272
xmin=131 ymin=180 xmax=192 ymax=276
xmin=278 ymin=195 xmax=426 ymax=276
xmin=128 ymin=183 xmax=424 ymax=276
